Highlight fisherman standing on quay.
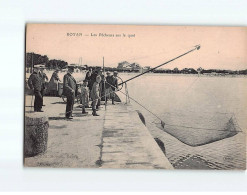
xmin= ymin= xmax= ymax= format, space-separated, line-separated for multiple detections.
xmin=63 ymin=66 xmax=77 ymax=119
xmin=28 ymin=65 xmax=43 ymax=112
xmin=91 ymin=75 xmax=101 ymax=116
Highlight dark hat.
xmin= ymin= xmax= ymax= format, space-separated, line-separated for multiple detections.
xmin=113 ymin=71 xmax=118 ymax=75
xmin=106 ymin=71 xmax=110 ymax=75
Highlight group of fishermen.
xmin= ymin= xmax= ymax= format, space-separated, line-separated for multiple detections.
xmin=27 ymin=65 xmax=119 ymax=119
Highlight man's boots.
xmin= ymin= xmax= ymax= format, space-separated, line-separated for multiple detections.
xmin=112 ymin=98 xmax=115 ymax=105
xmin=82 ymin=108 xmax=88 ymax=114
xmin=92 ymin=109 xmax=99 ymax=116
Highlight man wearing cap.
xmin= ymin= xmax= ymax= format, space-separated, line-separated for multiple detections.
xmin=28 ymin=66 xmax=43 ymax=112
xmin=63 ymin=66 xmax=77 ymax=119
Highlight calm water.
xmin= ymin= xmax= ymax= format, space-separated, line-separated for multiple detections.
xmin=118 ymin=73 xmax=247 ymax=169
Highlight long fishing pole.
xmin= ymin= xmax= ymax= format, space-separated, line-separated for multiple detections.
xmin=118 ymin=45 xmax=201 ymax=86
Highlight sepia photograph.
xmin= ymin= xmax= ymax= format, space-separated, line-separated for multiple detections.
xmin=24 ymin=24 xmax=246 ymax=170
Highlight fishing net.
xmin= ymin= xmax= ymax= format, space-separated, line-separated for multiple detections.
xmin=154 ymin=111 xmax=241 ymax=146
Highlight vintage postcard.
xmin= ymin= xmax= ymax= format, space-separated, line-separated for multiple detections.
xmin=24 ymin=24 xmax=246 ymax=170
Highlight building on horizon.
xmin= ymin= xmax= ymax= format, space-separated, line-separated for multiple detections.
xmin=117 ymin=61 xmax=142 ymax=72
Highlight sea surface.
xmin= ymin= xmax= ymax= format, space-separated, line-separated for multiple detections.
xmin=118 ymin=73 xmax=247 ymax=170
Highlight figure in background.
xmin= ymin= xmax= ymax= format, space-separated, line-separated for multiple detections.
xmin=39 ymin=67 xmax=48 ymax=105
xmin=48 ymin=68 xmax=61 ymax=96
xmin=80 ymin=79 xmax=89 ymax=114
xmin=91 ymin=75 xmax=101 ymax=116
xmin=63 ymin=66 xmax=77 ymax=119
xmin=28 ymin=66 xmax=43 ymax=112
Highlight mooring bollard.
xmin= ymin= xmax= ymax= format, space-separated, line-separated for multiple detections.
xmin=24 ymin=113 xmax=49 ymax=157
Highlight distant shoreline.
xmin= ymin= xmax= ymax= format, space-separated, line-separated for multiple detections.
xmin=117 ymin=72 xmax=247 ymax=78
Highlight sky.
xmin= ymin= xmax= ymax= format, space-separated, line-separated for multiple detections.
xmin=26 ymin=24 xmax=247 ymax=70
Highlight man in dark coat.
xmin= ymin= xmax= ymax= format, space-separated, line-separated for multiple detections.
xmin=63 ymin=66 xmax=77 ymax=119
xmin=88 ymin=69 xmax=98 ymax=91
xmin=28 ymin=66 xmax=43 ymax=112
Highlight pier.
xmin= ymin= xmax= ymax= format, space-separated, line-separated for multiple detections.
xmin=24 ymin=94 xmax=173 ymax=169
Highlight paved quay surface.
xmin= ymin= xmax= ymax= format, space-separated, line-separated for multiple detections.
xmin=24 ymin=95 xmax=173 ymax=169
xmin=101 ymin=103 xmax=173 ymax=169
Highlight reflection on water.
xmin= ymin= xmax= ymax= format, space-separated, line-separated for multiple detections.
xmin=119 ymin=73 xmax=246 ymax=170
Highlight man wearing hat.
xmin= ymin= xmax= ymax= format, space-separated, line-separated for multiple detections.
xmin=63 ymin=66 xmax=77 ymax=119
xmin=28 ymin=65 xmax=43 ymax=112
